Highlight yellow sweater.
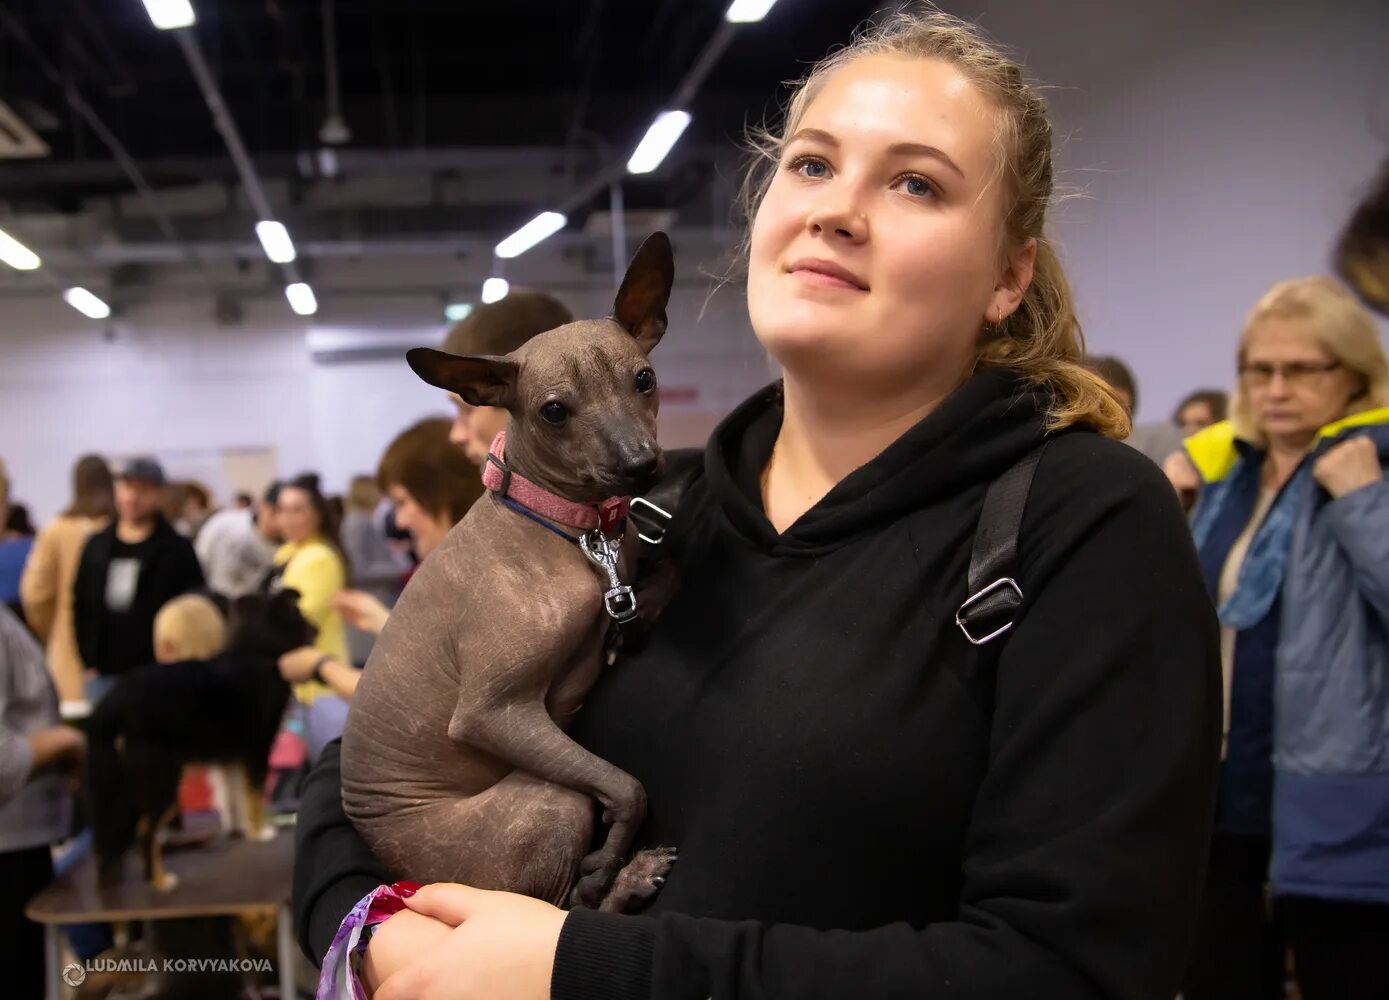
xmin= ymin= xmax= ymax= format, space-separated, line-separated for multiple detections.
xmin=273 ymin=537 xmax=348 ymax=703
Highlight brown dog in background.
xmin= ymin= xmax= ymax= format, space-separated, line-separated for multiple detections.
xmin=342 ymin=233 xmax=676 ymax=911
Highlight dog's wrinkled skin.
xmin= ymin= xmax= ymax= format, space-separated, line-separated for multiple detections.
xmin=342 ymin=233 xmax=677 ymax=911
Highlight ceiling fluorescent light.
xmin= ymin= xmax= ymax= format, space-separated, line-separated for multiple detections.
xmin=255 ymin=221 xmax=297 ymax=264
xmin=725 ymin=0 xmax=779 ymax=23
xmin=0 ymin=228 xmax=41 ymax=270
xmin=140 ymin=0 xmax=197 ymax=30
xmin=481 ymin=278 xmax=510 ymax=304
xmin=627 ymin=110 xmax=692 ymax=174
xmin=63 ymin=287 xmax=111 ymax=320
xmin=444 ymin=302 xmax=474 ymax=322
xmin=495 ymin=212 xmax=566 ymax=259
xmin=285 ymin=282 xmax=318 ymax=316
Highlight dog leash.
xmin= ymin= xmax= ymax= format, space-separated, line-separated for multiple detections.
xmin=483 ymin=432 xmax=639 ymax=624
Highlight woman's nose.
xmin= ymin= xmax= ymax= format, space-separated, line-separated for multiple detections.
xmin=807 ymin=189 xmax=868 ymax=243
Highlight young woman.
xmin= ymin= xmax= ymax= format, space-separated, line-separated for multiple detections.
xmin=279 ymin=419 xmax=483 ymax=700
xmin=1168 ymin=277 xmax=1389 ymax=1000
xmin=271 ymin=474 xmax=350 ymax=757
xmin=296 ymin=12 xmax=1221 ymax=999
xmin=19 ymin=454 xmax=115 ymax=701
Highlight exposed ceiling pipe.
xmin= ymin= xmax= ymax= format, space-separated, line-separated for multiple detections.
xmin=171 ymin=28 xmax=305 ymax=286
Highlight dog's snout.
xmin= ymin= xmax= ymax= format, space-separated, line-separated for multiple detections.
xmin=624 ymin=453 xmax=661 ymax=482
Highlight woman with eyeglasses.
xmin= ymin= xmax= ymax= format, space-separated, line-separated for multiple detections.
xmin=1164 ymin=275 xmax=1389 ymax=1000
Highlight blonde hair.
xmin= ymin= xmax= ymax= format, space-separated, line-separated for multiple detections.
xmin=346 ymin=475 xmax=381 ymax=514
xmin=736 ymin=7 xmax=1128 ymax=437
xmin=154 ymin=595 xmax=227 ymax=661
xmin=1230 ymin=275 xmax=1389 ymax=442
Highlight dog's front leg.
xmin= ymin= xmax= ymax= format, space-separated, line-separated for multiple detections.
xmin=449 ymin=694 xmax=645 ymax=881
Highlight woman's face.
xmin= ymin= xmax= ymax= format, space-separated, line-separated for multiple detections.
xmin=748 ymin=54 xmax=1033 ymax=401
xmin=1176 ymin=401 xmax=1216 ymax=437
xmin=1242 ymin=318 xmax=1361 ymax=444
xmin=276 ymin=487 xmax=320 ymax=544
xmin=388 ymin=485 xmax=452 ymax=558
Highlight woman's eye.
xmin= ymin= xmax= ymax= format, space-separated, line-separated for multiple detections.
xmin=540 ymin=401 xmax=568 ymax=425
xmin=898 ymin=174 xmax=935 ymax=199
xmin=635 ymin=369 xmax=656 ymax=394
xmin=789 ymin=156 xmax=829 ymax=179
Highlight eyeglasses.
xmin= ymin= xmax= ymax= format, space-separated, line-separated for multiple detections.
xmin=1238 ymin=361 xmax=1341 ymax=388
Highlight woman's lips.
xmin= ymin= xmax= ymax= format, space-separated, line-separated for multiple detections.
xmin=787 ymin=258 xmax=868 ymax=291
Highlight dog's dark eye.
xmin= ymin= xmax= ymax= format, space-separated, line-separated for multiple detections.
xmin=540 ymin=400 xmax=568 ymax=425
xmin=635 ymin=368 xmax=656 ymax=394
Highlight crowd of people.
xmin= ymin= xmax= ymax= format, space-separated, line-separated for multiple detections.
xmin=1 ymin=7 xmax=1386 ymax=1000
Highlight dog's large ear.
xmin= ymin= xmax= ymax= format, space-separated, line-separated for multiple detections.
xmin=407 ymin=348 xmax=519 ymax=408
xmin=612 ymin=231 xmax=674 ymax=354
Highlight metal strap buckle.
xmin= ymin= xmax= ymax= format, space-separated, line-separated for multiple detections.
xmin=629 ymin=495 xmax=673 ymax=546
xmin=955 ymin=577 xmax=1023 ymax=646
xmin=581 ymin=531 xmax=640 ymax=623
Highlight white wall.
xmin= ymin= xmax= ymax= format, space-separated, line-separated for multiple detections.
xmin=0 ymin=265 xmax=772 ymax=523
xmin=1044 ymin=0 xmax=1389 ymax=421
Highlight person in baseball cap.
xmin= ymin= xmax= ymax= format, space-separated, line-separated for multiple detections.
xmin=72 ymin=455 xmax=202 ymax=696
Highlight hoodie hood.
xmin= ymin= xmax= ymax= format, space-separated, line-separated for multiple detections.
xmin=704 ymin=367 xmax=1053 ymax=554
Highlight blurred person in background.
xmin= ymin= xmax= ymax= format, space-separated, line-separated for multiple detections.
xmin=1087 ymin=353 xmax=1187 ymax=464
xmin=1337 ymin=156 xmax=1388 ymax=313
xmin=21 ymin=455 xmax=115 ymax=702
xmin=1 ymin=500 xmax=36 ymax=625
xmin=340 ymin=474 xmax=408 ymax=666
xmin=73 ymin=458 xmax=204 ymax=702
xmin=232 ymin=491 xmax=254 ymax=511
xmin=1173 ymin=389 xmax=1228 ymax=437
xmin=1167 ymin=276 xmax=1389 ymax=1000
xmin=196 ymin=481 xmax=283 ymax=599
xmin=440 ymin=291 xmax=574 ymax=466
xmin=0 ymin=603 xmax=84 ymax=1000
xmin=269 ymin=473 xmax=350 ymax=759
xmin=281 ymin=418 xmax=484 ymax=699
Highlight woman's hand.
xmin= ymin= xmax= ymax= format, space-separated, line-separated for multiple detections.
xmin=277 ymin=646 xmax=323 ymax=683
xmin=334 ymin=590 xmax=392 ymax=635
xmin=372 ymin=884 xmax=567 ymax=1000
xmin=360 ymin=909 xmax=456 ymax=996
xmin=1314 ymin=436 xmax=1383 ymax=498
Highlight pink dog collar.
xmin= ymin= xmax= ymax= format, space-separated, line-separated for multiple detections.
xmin=482 ymin=432 xmax=628 ymax=535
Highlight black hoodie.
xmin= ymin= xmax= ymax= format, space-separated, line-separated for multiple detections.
xmin=294 ymin=369 xmax=1221 ymax=999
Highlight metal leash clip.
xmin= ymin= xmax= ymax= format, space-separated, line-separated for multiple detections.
xmin=581 ymin=531 xmax=638 ymax=623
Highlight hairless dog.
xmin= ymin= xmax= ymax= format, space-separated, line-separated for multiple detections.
xmin=341 ymin=233 xmax=676 ymax=911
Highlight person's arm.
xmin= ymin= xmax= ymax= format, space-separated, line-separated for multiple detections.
xmin=18 ymin=525 xmax=59 ymax=641
xmin=71 ymin=536 xmax=100 ymax=673
xmin=174 ymin=535 xmax=205 ymax=594
xmin=292 ymin=737 xmax=397 ymax=963
xmin=551 ymin=452 xmax=1223 ymax=1000
xmin=1314 ymin=438 xmax=1389 ymax=623
xmin=279 ymin=648 xmax=361 ymax=699
xmin=0 ymin=609 xmax=84 ymax=803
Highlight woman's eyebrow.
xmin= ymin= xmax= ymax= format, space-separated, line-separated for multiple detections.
xmin=786 ymin=127 xmax=965 ymax=180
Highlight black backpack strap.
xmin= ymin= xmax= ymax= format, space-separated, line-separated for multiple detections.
xmin=956 ymin=442 xmax=1048 ymax=646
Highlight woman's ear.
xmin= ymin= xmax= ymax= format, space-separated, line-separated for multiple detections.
xmin=988 ymin=237 xmax=1037 ymax=324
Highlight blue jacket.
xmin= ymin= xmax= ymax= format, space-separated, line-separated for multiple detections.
xmin=1187 ymin=410 xmax=1389 ymax=904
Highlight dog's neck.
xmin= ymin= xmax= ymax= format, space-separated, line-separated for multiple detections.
xmin=483 ymin=431 xmax=618 ymax=532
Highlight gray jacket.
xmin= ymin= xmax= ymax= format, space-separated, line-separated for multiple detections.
xmin=0 ymin=605 xmax=73 ymax=853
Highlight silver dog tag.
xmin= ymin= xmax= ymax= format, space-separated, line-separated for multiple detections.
xmin=580 ymin=531 xmax=639 ymax=623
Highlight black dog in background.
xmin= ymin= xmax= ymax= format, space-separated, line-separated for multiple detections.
xmin=86 ymin=589 xmax=315 ymax=889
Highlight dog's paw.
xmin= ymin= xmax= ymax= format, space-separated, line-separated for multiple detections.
xmin=569 ymin=851 xmax=623 ymax=909
xmin=152 ymin=871 xmax=180 ymax=893
xmin=599 ymin=846 xmax=678 ymax=914
xmin=249 ymin=824 xmax=276 ymax=843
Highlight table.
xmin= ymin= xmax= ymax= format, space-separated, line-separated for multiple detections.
xmin=25 ymin=829 xmax=299 ymax=999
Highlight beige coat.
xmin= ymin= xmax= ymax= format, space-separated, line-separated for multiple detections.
xmin=20 ymin=515 xmax=107 ymax=702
